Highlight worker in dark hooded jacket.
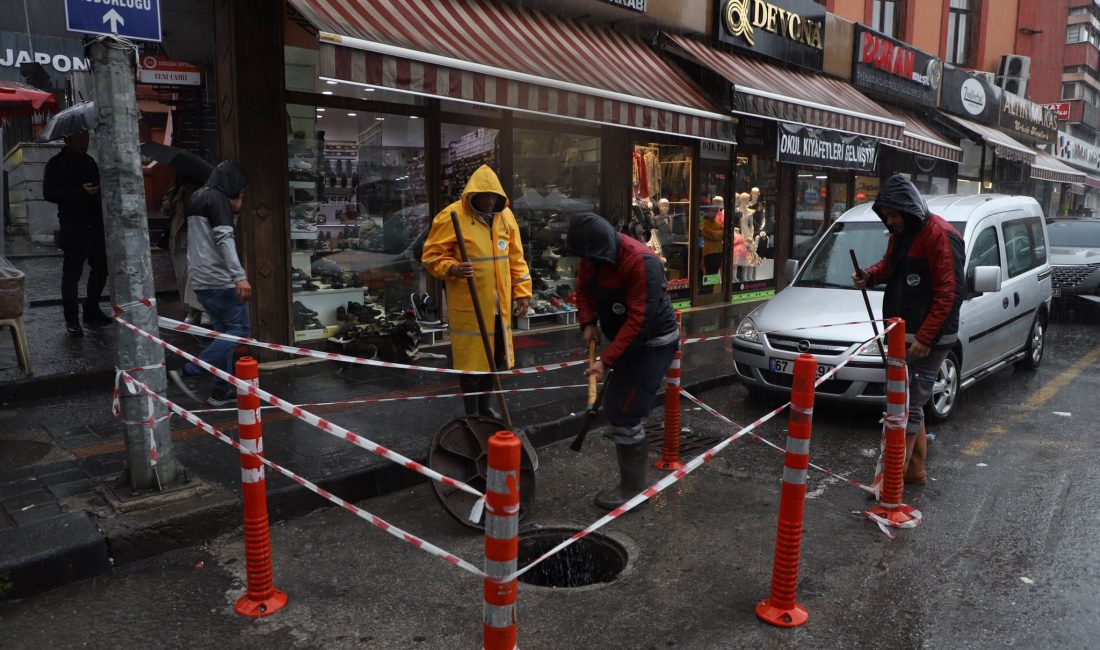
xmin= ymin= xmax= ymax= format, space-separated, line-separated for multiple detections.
xmin=566 ymin=213 xmax=679 ymax=510
xmin=852 ymin=175 xmax=965 ymax=484
xmin=422 ymin=165 xmax=532 ymax=417
xmin=168 ymin=161 xmax=250 ymax=407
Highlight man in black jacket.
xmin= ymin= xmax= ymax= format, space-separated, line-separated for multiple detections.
xmin=168 ymin=161 xmax=250 ymax=407
xmin=42 ymin=132 xmax=111 ymax=336
xmin=567 ymin=213 xmax=679 ymax=510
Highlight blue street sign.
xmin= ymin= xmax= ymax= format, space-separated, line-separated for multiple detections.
xmin=65 ymin=0 xmax=162 ymax=43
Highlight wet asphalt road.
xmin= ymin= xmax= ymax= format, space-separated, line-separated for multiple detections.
xmin=2 ymin=304 xmax=1099 ymax=649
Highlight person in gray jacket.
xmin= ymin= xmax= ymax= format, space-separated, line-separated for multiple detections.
xmin=168 ymin=161 xmax=250 ymax=406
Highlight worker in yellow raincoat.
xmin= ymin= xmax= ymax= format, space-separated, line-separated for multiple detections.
xmin=422 ymin=165 xmax=532 ymax=417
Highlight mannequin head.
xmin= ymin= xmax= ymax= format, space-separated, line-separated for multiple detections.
xmin=738 ymin=192 xmax=751 ymax=207
xmin=657 ymin=198 xmax=670 ymax=215
xmin=712 ymin=196 xmax=724 ymax=209
xmin=750 ymin=187 xmax=760 ymax=203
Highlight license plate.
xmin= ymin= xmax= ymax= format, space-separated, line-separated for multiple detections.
xmin=769 ymin=357 xmax=835 ymax=378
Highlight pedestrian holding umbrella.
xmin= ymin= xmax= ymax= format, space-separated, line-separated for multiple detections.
xmin=38 ymin=101 xmax=97 ymax=142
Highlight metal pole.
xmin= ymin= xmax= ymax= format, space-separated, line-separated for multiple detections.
xmin=89 ymin=38 xmax=181 ymax=490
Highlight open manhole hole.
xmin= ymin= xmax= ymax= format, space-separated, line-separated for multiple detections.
xmin=517 ymin=527 xmax=628 ymax=588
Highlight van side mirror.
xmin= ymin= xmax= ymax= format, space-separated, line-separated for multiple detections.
xmin=784 ymin=259 xmax=800 ymax=281
xmin=972 ymin=265 xmax=1002 ymax=294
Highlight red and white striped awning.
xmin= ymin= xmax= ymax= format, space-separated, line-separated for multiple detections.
xmin=1031 ymin=149 xmax=1088 ymax=184
xmin=289 ymin=0 xmax=734 ymax=142
xmin=942 ymin=114 xmax=1036 ymax=164
xmin=662 ymin=33 xmax=905 ymax=143
xmin=877 ymin=105 xmax=962 ymax=163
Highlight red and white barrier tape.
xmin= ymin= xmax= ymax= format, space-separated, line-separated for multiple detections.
xmin=113 ymin=298 xmax=157 ymax=314
xmin=503 ymin=389 xmax=791 ymax=583
xmin=118 ymin=371 xmax=489 ymax=579
xmin=157 ymin=316 xmax=588 ymax=376
xmin=112 ymin=363 xmax=169 ymax=466
xmin=682 ymin=318 xmax=892 ymax=345
xmin=863 ymin=507 xmax=923 ymax=539
xmin=188 ymin=384 xmax=589 ymax=415
xmin=114 ymin=316 xmax=487 ymax=519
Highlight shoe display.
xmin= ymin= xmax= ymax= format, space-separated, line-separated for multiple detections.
xmin=292 ymin=218 xmax=318 ymax=233
xmin=293 ymin=301 xmax=318 ymax=318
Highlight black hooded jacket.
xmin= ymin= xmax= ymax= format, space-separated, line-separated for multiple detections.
xmin=566 ymin=213 xmax=677 ymax=366
xmin=42 ymin=146 xmax=102 ymax=232
xmin=867 ymin=175 xmax=965 ymax=347
xmin=186 ymin=161 xmax=249 ymax=290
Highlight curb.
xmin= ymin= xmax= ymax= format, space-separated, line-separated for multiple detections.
xmin=0 ymin=372 xmax=737 ymax=600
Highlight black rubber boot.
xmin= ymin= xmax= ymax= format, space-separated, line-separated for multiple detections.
xmin=594 ymin=442 xmax=650 ymax=511
xmin=477 ymin=394 xmax=502 ymax=420
xmin=462 ymin=395 xmax=479 ymax=416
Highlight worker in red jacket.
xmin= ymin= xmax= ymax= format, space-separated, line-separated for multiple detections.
xmin=852 ymin=175 xmax=965 ymax=484
xmin=566 ymin=213 xmax=679 ymax=510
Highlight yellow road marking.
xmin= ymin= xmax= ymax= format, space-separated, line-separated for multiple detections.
xmin=961 ymin=439 xmax=990 ymax=456
xmin=1010 ymin=346 xmax=1100 ymax=420
xmin=960 ymin=345 xmax=1100 ymax=456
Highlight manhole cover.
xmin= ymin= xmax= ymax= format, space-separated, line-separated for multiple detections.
xmin=517 ymin=527 xmax=628 ymax=588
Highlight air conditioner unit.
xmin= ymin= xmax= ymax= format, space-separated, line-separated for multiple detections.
xmin=973 ymin=70 xmax=997 ymax=85
xmin=996 ymin=54 xmax=1031 ymax=97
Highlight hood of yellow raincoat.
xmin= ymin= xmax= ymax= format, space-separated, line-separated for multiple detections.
xmin=461 ymin=165 xmax=508 ymax=213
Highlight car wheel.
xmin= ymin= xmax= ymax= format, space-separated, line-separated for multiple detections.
xmin=925 ymin=350 xmax=959 ymax=424
xmin=1016 ymin=315 xmax=1045 ymax=370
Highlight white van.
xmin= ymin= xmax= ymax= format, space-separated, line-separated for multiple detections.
xmin=732 ymin=194 xmax=1053 ymax=422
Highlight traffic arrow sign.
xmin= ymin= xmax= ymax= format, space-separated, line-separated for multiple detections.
xmin=66 ymin=0 xmax=161 ymax=43
xmin=103 ymin=10 xmax=125 ymax=34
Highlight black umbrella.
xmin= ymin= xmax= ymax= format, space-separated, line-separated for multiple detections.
xmin=38 ymin=100 xmax=97 ymax=142
xmin=140 ymin=141 xmax=214 ymax=183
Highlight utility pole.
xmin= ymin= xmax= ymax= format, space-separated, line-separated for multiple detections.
xmin=89 ymin=36 xmax=182 ymax=490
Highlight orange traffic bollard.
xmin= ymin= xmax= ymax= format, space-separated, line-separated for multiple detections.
xmin=484 ymin=430 xmax=521 ymax=650
xmin=866 ymin=318 xmax=921 ymax=528
xmin=656 ymin=310 xmax=684 ymax=471
xmin=233 ymin=357 xmax=288 ymax=618
xmin=756 ymin=353 xmax=817 ymax=628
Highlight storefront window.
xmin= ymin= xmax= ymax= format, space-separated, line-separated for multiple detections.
xmin=697 ymin=165 xmax=727 ymax=300
xmin=513 ymin=128 xmax=599 ymax=315
xmin=733 ymin=154 xmax=778 ymax=289
xmin=287 ymin=104 xmax=428 ymax=340
xmin=634 ymin=143 xmax=693 ymax=303
xmin=854 ymin=176 xmax=880 ymax=206
xmin=442 ymin=123 xmax=500 ymax=204
xmin=793 ymin=170 xmax=830 ymax=260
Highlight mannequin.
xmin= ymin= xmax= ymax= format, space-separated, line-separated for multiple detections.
xmin=712 ymin=195 xmax=725 ymax=226
xmin=749 ymin=186 xmax=769 ymax=258
xmin=737 ymin=192 xmax=756 ymax=281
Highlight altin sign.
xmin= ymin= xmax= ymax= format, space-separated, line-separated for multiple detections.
xmin=722 ymin=0 xmax=823 ymax=50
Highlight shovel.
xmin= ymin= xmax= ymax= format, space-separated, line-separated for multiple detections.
xmin=450 ymin=211 xmax=539 ymax=471
xmin=849 ymin=249 xmax=889 ymax=371
xmin=569 ymin=339 xmax=607 ymax=452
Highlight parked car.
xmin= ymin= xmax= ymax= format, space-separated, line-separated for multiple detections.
xmin=732 ymin=194 xmax=1053 ymax=422
xmin=1047 ymin=217 xmax=1100 ymax=307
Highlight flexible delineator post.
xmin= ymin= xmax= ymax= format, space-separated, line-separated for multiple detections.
xmin=656 ymin=310 xmax=684 ymax=471
xmin=756 ymin=353 xmax=817 ymax=628
xmin=233 ymin=357 xmax=288 ymax=618
xmin=866 ymin=318 xmax=921 ymax=528
xmin=484 ymin=431 xmax=521 ymax=649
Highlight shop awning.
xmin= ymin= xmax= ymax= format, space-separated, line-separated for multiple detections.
xmin=1030 ymin=149 xmax=1088 ymax=184
xmin=289 ymin=0 xmax=734 ymax=142
xmin=877 ymin=105 xmax=962 ymax=163
xmin=661 ymin=33 xmax=905 ymax=142
xmin=1087 ymin=175 xmax=1100 ymax=190
xmin=941 ymin=114 xmax=1036 ymax=164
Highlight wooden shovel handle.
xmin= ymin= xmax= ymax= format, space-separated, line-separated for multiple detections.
xmin=586 ymin=339 xmax=598 ymax=411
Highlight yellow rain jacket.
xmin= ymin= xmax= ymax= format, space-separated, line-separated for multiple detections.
xmin=701 ymin=215 xmax=724 ymax=257
xmin=422 ymin=165 xmax=532 ymax=371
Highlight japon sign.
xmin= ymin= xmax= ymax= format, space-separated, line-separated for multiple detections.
xmin=137 ymin=54 xmax=200 ymax=86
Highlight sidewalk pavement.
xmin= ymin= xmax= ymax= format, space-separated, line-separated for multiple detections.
xmin=0 ymin=245 xmax=757 ymax=598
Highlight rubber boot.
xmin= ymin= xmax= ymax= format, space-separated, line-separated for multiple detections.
xmin=477 ymin=394 xmax=502 ymax=421
xmin=594 ymin=442 xmax=649 ymax=511
xmin=462 ymin=395 xmax=479 ymax=417
xmin=903 ymin=424 xmax=927 ymax=485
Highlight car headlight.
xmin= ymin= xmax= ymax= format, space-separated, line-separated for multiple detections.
xmin=736 ymin=317 xmax=760 ymax=343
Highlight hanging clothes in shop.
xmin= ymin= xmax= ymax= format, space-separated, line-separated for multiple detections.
xmin=643 ymin=149 xmax=661 ymax=199
xmin=632 ymin=150 xmax=649 ymax=198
